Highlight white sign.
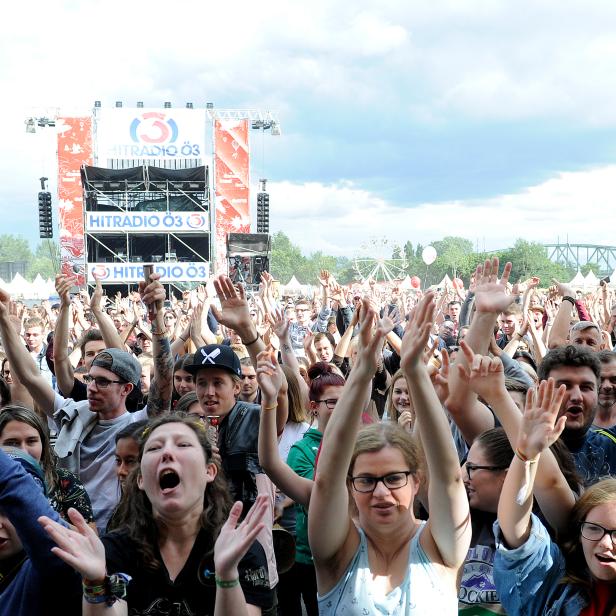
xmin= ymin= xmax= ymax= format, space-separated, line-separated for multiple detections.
xmin=86 ymin=211 xmax=208 ymax=233
xmin=96 ymin=108 xmax=206 ymax=160
xmin=87 ymin=261 xmax=209 ymax=283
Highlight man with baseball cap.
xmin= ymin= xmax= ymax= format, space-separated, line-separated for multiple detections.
xmin=0 ymin=276 xmax=173 ymax=531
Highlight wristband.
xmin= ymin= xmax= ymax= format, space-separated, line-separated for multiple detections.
xmin=514 ymin=447 xmax=538 ymax=507
xmin=150 ymin=325 xmax=166 ymax=336
xmin=83 ymin=573 xmax=131 ymax=606
xmin=562 ymin=296 xmax=576 ymax=305
xmin=215 ymin=577 xmax=240 ymax=588
xmin=262 ymin=404 xmax=277 ymax=411
xmin=243 ymin=332 xmax=260 ymax=346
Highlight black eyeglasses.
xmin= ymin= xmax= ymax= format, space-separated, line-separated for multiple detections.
xmin=581 ymin=521 xmax=616 ymax=543
xmin=465 ymin=463 xmax=508 ymax=480
xmin=316 ymin=399 xmax=339 ymax=409
xmin=350 ymin=471 xmax=413 ymax=493
xmin=83 ymin=375 xmax=124 ymax=388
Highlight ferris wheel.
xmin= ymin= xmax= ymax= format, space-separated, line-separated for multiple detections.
xmin=353 ymin=237 xmax=408 ymax=282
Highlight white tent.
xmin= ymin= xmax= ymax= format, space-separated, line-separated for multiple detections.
xmin=583 ymin=270 xmax=600 ymax=288
xmin=30 ymin=274 xmax=49 ymax=299
xmin=282 ymin=275 xmax=311 ymax=296
xmin=569 ymin=271 xmax=585 ymax=288
xmin=7 ymin=273 xmax=34 ymax=299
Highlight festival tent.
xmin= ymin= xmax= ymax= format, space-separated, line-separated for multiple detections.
xmin=30 ymin=274 xmax=49 ymax=299
xmin=569 ymin=271 xmax=586 ymax=288
xmin=282 ymin=275 xmax=311 ymax=296
xmin=6 ymin=273 xmax=34 ymax=299
xmin=583 ymin=270 xmax=600 ymax=288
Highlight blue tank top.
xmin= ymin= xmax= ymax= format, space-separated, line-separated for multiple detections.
xmin=318 ymin=522 xmax=458 ymax=615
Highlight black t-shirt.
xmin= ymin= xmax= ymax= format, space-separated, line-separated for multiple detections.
xmin=102 ymin=527 xmax=273 ymax=615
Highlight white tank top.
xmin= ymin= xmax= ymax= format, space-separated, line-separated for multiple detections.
xmin=318 ymin=522 xmax=458 ymax=615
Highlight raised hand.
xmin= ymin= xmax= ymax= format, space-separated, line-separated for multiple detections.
xmin=400 ymin=291 xmax=436 ymax=373
xmin=473 ymin=257 xmax=514 ymax=314
xmin=89 ymin=276 xmax=107 ymax=313
xmin=256 ymin=349 xmax=284 ymax=400
xmin=55 ymin=274 xmax=74 ymax=308
xmin=38 ymin=508 xmax=106 ymax=581
xmin=398 ymin=410 xmax=414 ymax=433
xmin=353 ymin=299 xmax=394 ymax=379
xmin=210 ymin=275 xmax=252 ymax=337
xmin=551 ymin=278 xmax=574 ymax=299
xmin=456 ymin=340 xmax=506 ymax=402
xmin=318 ymin=270 xmax=330 ymax=289
xmin=517 ymin=379 xmax=567 ymax=460
xmin=268 ymin=306 xmax=290 ymax=340
xmin=214 ymin=495 xmax=269 ymax=579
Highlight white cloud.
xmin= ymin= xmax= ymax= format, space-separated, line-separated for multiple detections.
xmin=269 ymin=164 xmax=616 ymax=256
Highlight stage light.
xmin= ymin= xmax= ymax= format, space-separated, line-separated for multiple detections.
xmin=186 ymin=102 xmax=193 ymax=109
xmin=115 ymin=101 xmax=123 ymax=108
xmin=206 ymin=102 xmax=214 ymax=109
xmin=94 ymin=101 xmax=101 ymax=108
xmin=164 ymin=102 xmax=172 ymax=108
xmin=137 ymin=101 xmax=144 ymax=108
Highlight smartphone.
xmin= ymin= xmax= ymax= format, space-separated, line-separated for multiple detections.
xmin=142 ymin=264 xmax=157 ymax=318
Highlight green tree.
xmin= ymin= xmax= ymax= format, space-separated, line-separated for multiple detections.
xmin=432 ymin=236 xmax=475 ymax=280
xmin=270 ymin=232 xmax=306 ymax=284
xmin=0 ymin=234 xmax=32 ymax=263
xmin=27 ymin=240 xmax=60 ymax=281
xmin=498 ymin=240 xmax=573 ymax=283
xmin=581 ymin=263 xmax=601 ymax=276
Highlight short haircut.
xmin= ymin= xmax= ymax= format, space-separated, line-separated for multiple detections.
xmin=538 ymin=345 xmax=601 ymax=383
xmin=239 ymin=357 xmax=255 ymax=369
xmin=78 ymin=329 xmax=104 ymax=358
xmin=24 ymin=316 xmax=44 ymax=330
xmin=448 ymin=300 xmax=461 ymax=308
xmin=500 ymin=303 xmax=522 ymax=317
xmin=597 ymin=350 xmax=616 ymax=366
xmin=314 ymin=332 xmax=336 ymax=347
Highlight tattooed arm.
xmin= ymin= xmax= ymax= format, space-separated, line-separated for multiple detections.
xmin=139 ymin=274 xmax=173 ymax=417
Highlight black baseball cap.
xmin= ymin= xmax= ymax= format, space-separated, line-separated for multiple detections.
xmin=185 ymin=344 xmax=241 ymax=377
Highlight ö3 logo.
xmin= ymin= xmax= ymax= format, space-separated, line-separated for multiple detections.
xmin=187 ymin=213 xmax=205 ymax=229
xmin=130 ymin=112 xmax=179 ymax=144
xmin=91 ymin=265 xmax=110 ymax=280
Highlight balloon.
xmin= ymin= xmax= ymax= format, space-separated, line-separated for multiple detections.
xmin=453 ymin=278 xmax=464 ymax=289
xmin=422 ymin=246 xmax=437 ymax=265
xmin=410 ymin=276 xmax=421 ymax=289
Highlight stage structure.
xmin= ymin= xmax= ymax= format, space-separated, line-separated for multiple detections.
xmin=227 ymin=232 xmax=271 ymax=290
xmin=81 ymin=164 xmax=209 ymax=293
xmin=55 ymin=104 xmax=278 ymax=290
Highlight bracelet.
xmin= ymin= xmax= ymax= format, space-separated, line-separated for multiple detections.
xmin=150 ymin=325 xmax=166 ymax=336
xmin=83 ymin=573 xmax=131 ymax=606
xmin=262 ymin=404 xmax=277 ymax=411
xmin=243 ymin=332 xmax=260 ymax=346
xmin=215 ymin=577 xmax=240 ymax=588
xmin=515 ymin=447 xmax=538 ymax=463
xmin=562 ymin=296 xmax=576 ymax=305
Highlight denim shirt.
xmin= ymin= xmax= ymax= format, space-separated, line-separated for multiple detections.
xmin=493 ymin=514 xmax=588 ymax=616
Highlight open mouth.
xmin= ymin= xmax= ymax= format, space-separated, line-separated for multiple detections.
xmin=159 ymin=470 xmax=180 ymax=493
xmin=597 ymin=554 xmax=616 ymax=564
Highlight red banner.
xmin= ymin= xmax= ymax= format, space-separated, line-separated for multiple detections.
xmin=57 ymin=118 xmax=93 ymax=284
xmin=214 ymin=119 xmax=250 ymax=274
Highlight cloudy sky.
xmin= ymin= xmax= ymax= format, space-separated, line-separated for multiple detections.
xmin=2 ymin=0 xmax=616 ymax=260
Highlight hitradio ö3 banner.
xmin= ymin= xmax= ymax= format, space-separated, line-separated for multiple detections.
xmin=57 ymin=117 xmax=93 ymax=285
xmin=95 ymin=108 xmax=206 ymax=161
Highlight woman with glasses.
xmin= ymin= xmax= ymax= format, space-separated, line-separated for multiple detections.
xmin=493 ymin=380 xmax=616 ymax=615
xmin=309 ymin=294 xmax=471 ymax=615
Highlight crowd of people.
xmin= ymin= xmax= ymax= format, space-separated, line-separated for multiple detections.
xmin=1 ymin=261 xmax=616 ymax=615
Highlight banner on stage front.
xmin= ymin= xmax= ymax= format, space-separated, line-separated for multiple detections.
xmin=214 ymin=119 xmax=250 ymax=274
xmin=57 ymin=117 xmax=93 ymax=285
xmin=88 ymin=261 xmax=210 ymax=283
xmin=85 ymin=211 xmax=208 ymax=233
xmin=95 ymin=108 xmax=206 ymax=161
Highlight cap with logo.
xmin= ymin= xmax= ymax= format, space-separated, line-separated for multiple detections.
xmin=91 ymin=348 xmax=141 ymax=387
xmin=185 ymin=344 xmax=241 ymax=377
